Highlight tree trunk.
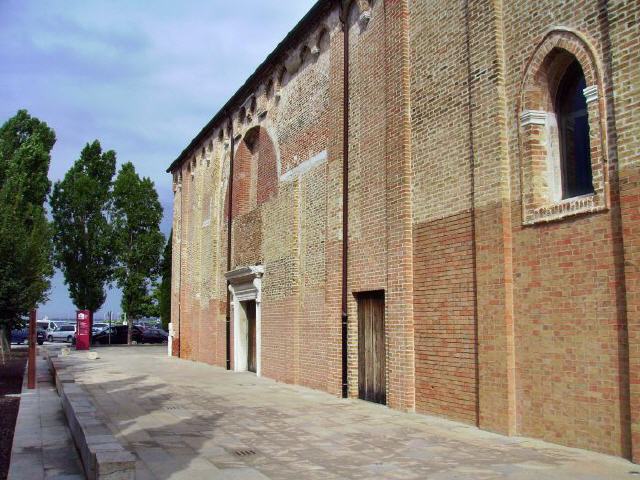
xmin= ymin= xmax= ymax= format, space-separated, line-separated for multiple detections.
xmin=0 ymin=326 xmax=10 ymax=364
xmin=127 ymin=315 xmax=132 ymax=345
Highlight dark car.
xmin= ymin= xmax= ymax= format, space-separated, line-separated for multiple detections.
xmin=10 ymin=328 xmax=45 ymax=345
xmin=141 ymin=327 xmax=168 ymax=344
xmin=10 ymin=329 xmax=28 ymax=344
xmin=92 ymin=325 xmax=143 ymax=345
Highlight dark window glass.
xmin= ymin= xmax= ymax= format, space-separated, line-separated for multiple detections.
xmin=556 ymin=60 xmax=594 ymax=199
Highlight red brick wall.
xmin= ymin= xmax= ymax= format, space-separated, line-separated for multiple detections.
xmin=512 ymin=214 xmax=627 ymax=455
xmin=413 ymin=212 xmax=477 ymax=424
xmin=409 ymin=0 xmax=478 ymax=424
xmin=256 ymin=129 xmax=278 ymax=206
xmin=501 ymin=0 xmax=632 ymax=457
xmin=231 ymin=141 xmax=253 ymax=219
xmin=609 ymin=0 xmax=640 ymax=462
xmin=169 ymin=0 xmax=639 ymax=461
xmin=345 ymin=0 xmax=389 ymax=401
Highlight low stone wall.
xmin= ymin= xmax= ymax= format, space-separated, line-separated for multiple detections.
xmin=47 ymin=353 xmax=135 ymax=480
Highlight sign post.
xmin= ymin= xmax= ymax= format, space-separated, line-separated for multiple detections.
xmin=27 ymin=309 xmax=36 ymax=389
xmin=76 ymin=310 xmax=91 ymax=350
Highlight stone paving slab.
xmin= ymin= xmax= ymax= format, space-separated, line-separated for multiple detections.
xmin=61 ymin=345 xmax=637 ymax=480
xmin=8 ymin=350 xmax=84 ymax=480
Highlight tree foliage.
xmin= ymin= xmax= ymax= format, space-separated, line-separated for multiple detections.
xmin=50 ymin=140 xmax=116 ymax=312
xmin=0 ymin=110 xmax=55 ymax=334
xmin=112 ymin=162 xmax=164 ymax=321
xmin=158 ymin=230 xmax=172 ymax=330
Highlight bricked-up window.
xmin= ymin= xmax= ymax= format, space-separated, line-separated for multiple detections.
xmin=277 ymin=68 xmax=288 ymax=88
xmin=317 ymin=28 xmax=329 ymax=53
xmin=300 ymin=45 xmax=311 ymax=67
xmin=228 ymin=126 xmax=278 ymax=219
xmin=265 ymin=79 xmax=274 ymax=99
xmin=519 ymin=30 xmax=608 ymax=225
xmin=556 ymin=60 xmax=593 ymax=199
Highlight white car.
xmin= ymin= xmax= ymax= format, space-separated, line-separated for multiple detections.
xmin=47 ymin=324 xmax=76 ymax=343
xmin=37 ymin=320 xmax=67 ymax=335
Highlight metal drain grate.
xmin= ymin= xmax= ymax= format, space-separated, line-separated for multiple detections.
xmin=234 ymin=449 xmax=256 ymax=457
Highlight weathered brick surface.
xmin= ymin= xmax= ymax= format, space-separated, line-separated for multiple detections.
xmin=608 ymin=0 xmax=640 ymax=462
xmin=169 ymin=0 xmax=638 ymax=461
xmin=501 ymin=0 xmax=635 ymax=458
xmin=409 ymin=0 xmax=478 ymax=425
xmin=413 ymin=212 xmax=477 ymax=424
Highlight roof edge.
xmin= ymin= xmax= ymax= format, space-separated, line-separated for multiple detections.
xmin=166 ymin=0 xmax=334 ymax=173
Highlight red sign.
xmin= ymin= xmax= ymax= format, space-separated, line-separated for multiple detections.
xmin=76 ymin=310 xmax=91 ymax=350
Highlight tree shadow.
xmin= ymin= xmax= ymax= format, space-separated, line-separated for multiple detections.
xmin=61 ymin=353 xmax=262 ymax=479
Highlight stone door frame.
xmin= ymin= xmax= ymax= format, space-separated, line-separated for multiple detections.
xmin=225 ymin=265 xmax=264 ymax=376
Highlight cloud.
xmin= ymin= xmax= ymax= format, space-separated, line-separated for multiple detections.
xmin=0 ymin=0 xmax=317 ymax=318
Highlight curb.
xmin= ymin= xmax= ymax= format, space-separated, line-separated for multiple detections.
xmin=47 ymin=352 xmax=136 ymax=480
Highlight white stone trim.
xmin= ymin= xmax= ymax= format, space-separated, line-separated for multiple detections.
xmin=280 ymin=150 xmax=327 ymax=182
xmin=225 ymin=266 xmax=264 ymax=376
xmin=520 ymin=110 xmax=547 ymax=127
xmin=583 ymin=85 xmax=598 ymax=104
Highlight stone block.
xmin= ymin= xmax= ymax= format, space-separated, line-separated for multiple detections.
xmin=94 ymin=450 xmax=136 ymax=480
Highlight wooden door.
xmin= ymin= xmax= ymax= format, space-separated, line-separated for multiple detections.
xmin=357 ymin=292 xmax=386 ymax=404
xmin=246 ymin=301 xmax=257 ymax=373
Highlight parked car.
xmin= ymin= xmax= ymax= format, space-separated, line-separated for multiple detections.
xmin=36 ymin=320 xmax=52 ymax=332
xmin=141 ymin=328 xmax=168 ymax=344
xmin=37 ymin=320 xmax=69 ymax=335
xmin=92 ymin=325 xmax=143 ymax=345
xmin=10 ymin=329 xmax=28 ymax=344
xmin=10 ymin=328 xmax=45 ymax=345
xmin=47 ymin=324 xmax=76 ymax=343
xmin=92 ymin=323 xmax=108 ymax=335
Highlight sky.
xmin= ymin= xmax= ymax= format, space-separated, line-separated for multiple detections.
xmin=0 ymin=0 xmax=317 ymax=320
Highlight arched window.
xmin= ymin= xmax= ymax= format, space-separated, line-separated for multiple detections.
xmin=317 ymin=28 xmax=330 ymax=53
xmin=518 ymin=30 xmax=607 ymax=225
xmin=300 ymin=46 xmax=311 ymax=67
xmin=277 ymin=68 xmax=288 ymax=88
xmin=265 ymin=78 xmax=274 ymax=99
xmin=555 ymin=60 xmax=593 ymax=199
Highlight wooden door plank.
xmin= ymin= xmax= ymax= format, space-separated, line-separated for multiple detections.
xmin=357 ymin=292 xmax=386 ymax=404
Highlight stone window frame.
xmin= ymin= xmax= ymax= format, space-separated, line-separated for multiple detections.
xmin=518 ymin=28 xmax=609 ymax=225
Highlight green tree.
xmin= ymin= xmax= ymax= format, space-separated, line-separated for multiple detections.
xmin=158 ymin=230 xmax=172 ymax=330
xmin=0 ymin=110 xmax=55 ymax=339
xmin=50 ymin=141 xmax=116 ymax=321
xmin=112 ymin=162 xmax=164 ymax=342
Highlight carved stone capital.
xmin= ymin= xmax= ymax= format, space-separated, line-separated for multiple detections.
xmin=520 ymin=110 xmax=547 ymax=127
xmin=583 ymin=85 xmax=598 ymax=104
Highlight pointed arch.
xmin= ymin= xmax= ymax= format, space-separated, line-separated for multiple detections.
xmin=517 ymin=28 xmax=608 ymax=224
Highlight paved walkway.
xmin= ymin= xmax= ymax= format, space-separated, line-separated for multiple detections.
xmin=8 ymin=348 xmax=84 ymax=480
xmin=59 ymin=345 xmax=634 ymax=480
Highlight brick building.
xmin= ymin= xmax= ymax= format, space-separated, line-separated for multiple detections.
xmin=167 ymin=0 xmax=640 ymax=461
